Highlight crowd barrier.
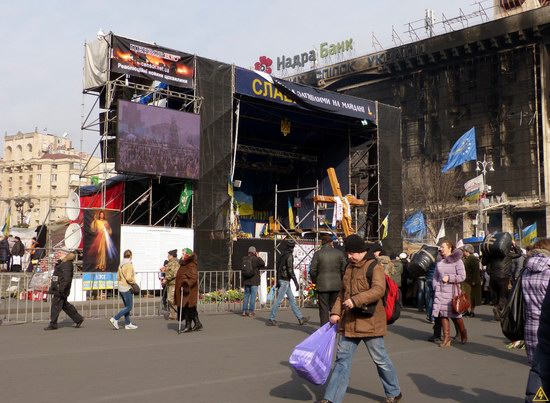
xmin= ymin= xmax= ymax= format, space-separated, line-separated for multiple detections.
xmin=0 ymin=269 xmax=305 ymax=324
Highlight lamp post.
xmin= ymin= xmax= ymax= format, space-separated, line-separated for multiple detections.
xmin=14 ymin=197 xmax=34 ymax=225
xmin=475 ymin=155 xmax=494 ymax=237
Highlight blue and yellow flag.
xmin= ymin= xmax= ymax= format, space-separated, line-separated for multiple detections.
xmin=522 ymin=223 xmax=537 ymax=246
xmin=288 ymin=198 xmax=295 ymax=230
xmin=381 ymin=214 xmax=389 ymax=240
xmin=2 ymin=208 xmax=10 ymax=237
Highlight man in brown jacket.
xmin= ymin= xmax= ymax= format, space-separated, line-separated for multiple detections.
xmin=319 ymin=234 xmax=402 ymax=403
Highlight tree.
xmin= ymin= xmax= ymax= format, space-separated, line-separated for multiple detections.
xmin=402 ymin=161 xmax=464 ymax=240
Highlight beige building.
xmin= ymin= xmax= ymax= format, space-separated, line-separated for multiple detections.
xmin=0 ymin=130 xmax=104 ymax=226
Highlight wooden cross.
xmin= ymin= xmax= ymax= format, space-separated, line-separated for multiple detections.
xmin=313 ymin=168 xmax=365 ymax=236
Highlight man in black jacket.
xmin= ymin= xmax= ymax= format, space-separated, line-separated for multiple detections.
xmin=10 ymin=236 xmax=25 ymax=272
xmin=481 ymin=242 xmax=522 ymax=319
xmin=44 ymin=249 xmax=84 ymax=330
xmin=266 ymin=239 xmax=309 ymax=326
xmin=241 ymin=246 xmax=265 ymax=317
xmin=310 ymin=235 xmax=346 ymax=326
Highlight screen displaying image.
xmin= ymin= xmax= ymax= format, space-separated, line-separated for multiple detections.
xmin=116 ymin=100 xmax=201 ymax=179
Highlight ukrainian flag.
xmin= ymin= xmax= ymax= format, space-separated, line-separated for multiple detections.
xmin=1 ymin=208 xmax=10 ymax=237
xmin=381 ymin=214 xmax=389 ymax=240
xmin=522 ymin=223 xmax=537 ymax=246
xmin=288 ymin=198 xmax=295 ymax=230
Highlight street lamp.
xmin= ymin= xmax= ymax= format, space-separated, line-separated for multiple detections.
xmin=475 ymin=155 xmax=495 ymax=237
xmin=14 ymin=197 xmax=34 ymax=225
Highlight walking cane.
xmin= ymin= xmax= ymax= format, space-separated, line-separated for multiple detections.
xmin=177 ymin=286 xmax=184 ymax=334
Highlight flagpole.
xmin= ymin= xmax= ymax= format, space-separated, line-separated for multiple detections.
xmin=476 ymin=154 xmax=494 ymax=237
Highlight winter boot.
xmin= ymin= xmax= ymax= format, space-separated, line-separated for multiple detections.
xmin=439 ymin=317 xmax=452 ymax=347
xmin=180 ymin=308 xmax=193 ymax=333
xmin=453 ymin=317 xmax=468 ymax=344
xmin=192 ymin=311 xmax=203 ymax=331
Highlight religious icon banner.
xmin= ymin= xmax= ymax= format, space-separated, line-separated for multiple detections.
xmin=83 ymin=209 xmax=121 ymax=272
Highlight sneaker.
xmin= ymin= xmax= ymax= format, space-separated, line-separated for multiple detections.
xmin=266 ymin=319 xmax=277 ymax=326
xmin=382 ymin=393 xmax=402 ymax=402
xmin=43 ymin=325 xmax=58 ymax=331
xmin=298 ymin=316 xmax=310 ymax=325
xmin=75 ymin=319 xmax=84 ymax=328
xmin=125 ymin=323 xmax=138 ymax=330
xmin=109 ymin=317 xmax=119 ymax=330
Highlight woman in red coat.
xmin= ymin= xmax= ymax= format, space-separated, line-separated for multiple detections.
xmin=175 ymin=248 xmax=201 ymax=333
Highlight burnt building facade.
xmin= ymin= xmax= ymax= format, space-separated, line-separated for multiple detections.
xmin=290 ymin=6 xmax=550 ymax=242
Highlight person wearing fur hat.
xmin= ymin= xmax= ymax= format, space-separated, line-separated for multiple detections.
xmin=432 ymin=240 xmax=467 ymax=347
xmin=44 ymin=249 xmax=84 ymax=330
xmin=175 ymin=248 xmax=201 ymax=333
xmin=319 ymin=234 xmax=402 ymax=403
xmin=162 ymin=249 xmax=180 ymax=320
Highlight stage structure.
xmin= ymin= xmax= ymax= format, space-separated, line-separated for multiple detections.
xmin=82 ymin=32 xmax=403 ymax=272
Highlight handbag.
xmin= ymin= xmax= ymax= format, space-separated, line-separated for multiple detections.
xmin=289 ymin=323 xmax=337 ymax=385
xmin=119 ymin=265 xmax=140 ymax=295
xmin=451 ymin=283 xmax=470 ymax=314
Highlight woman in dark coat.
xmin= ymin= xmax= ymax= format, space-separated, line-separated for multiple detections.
xmin=432 ymin=240 xmax=467 ymax=347
xmin=461 ymin=244 xmax=482 ymax=317
xmin=0 ymin=236 xmax=10 ymax=271
xmin=175 ymin=248 xmax=200 ymax=333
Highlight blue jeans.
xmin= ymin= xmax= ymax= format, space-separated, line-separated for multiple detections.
xmin=426 ymin=283 xmax=434 ymax=321
xmin=269 ymin=280 xmax=303 ymax=321
xmin=243 ymin=285 xmax=258 ymax=313
xmin=324 ymin=335 xmax=401 ymax=403
xmin=114 ymin=290 xmax=133 ymax=325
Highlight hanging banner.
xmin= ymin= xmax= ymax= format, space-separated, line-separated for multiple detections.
xmin=82 ymin=209 xmax=121 ymax=272
xmin=464 ymin=174 xmax=484 ymax=202
xmin=235 ymin=68 xmax=377 ymax=122
xmin=111 ymin=35 xmax=194 ymax=89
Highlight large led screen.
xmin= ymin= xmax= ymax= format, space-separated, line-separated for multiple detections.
xmin=116 ymin=100 xmax=200 ymax=179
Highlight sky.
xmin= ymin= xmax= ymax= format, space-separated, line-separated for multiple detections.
xmin=0 ymin=0 xmax=487 ymax=157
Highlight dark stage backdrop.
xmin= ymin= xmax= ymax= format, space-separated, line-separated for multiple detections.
xmin=82 ymin=209 xmax=121 ymax=272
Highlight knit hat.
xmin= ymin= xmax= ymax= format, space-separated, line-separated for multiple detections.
xmin=461 ymin=244 xmax=475 ymax=254
xmin=367 ymin=242 xmax=383 ymax=254
xmin=344 ymin=235 xmax=367 ymax=253
xmin=286 ymin=239 xmax=296 ymax=248
xmin=168 ymin=249 xmax=178 ymax=257
xmin=399 ymin=252 xmax=408 ymax=259
xmin=182 ymin=248 xmax=193 ymax=256
xmin=248 ymin=246 xmax=257 ymax=253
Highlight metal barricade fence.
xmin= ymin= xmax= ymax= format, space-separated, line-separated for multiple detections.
xmin=0 ymin=269 xmax=302 ymax=324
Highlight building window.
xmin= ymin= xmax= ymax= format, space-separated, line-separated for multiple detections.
xmin=36 ymin=174 xmax=41 ymax=182
xmin=70 ymin=174 xmax=80 ymax=183
xmin=36 ymin=164 xmax=42 ymax=170
xmin=52 ymin=164 xmax=57 ymax=169
xmin=71 ymin=162 xmax=83 ymax=170
xmin=51 ymin=174 xmax=57 ymax=182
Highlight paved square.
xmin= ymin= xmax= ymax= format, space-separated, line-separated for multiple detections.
xmin=0 ymin=305 xmax=526 ymax=402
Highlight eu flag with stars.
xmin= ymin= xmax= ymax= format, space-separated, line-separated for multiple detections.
xmin=441 ymin=127 xmax=477 ymax=173
xmin=403 ymin=211 xmax=426 ymax=235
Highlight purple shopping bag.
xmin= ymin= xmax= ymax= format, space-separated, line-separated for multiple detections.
xmin=289 ymin=322 xmax=337 ymax=385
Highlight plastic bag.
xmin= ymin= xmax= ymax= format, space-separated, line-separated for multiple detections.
xmin=289 ymin=322 xmax=337 ymax=385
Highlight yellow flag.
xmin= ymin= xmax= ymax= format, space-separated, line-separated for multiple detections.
xmin=288 ymin=198 xmax=295 ymax=230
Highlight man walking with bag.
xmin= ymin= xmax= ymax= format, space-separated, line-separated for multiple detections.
xmin=319 ymin=234 xmax=402 ymax=403
xmin=310 ymin=235 xmax=346 ymax=326
xmin=241 ymin=246 xmax=265 ymax=317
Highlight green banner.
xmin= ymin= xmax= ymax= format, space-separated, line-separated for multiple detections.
xmin=178 ymin=182 xmax=193 ymax=214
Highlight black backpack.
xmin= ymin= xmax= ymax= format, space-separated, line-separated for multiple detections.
xmin=242 ymin=256 xmax=255 ymax=278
